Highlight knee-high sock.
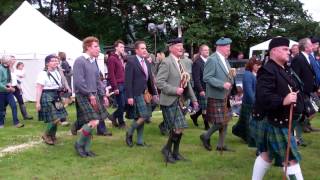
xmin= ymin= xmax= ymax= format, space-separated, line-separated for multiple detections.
xmin=252 ymin=155 xmax=271 ymax=180
xmin=295 ymin=122 xmax=303 ymax=141
xmin=77 ymin=124 xmax=93 ymax=151
xmin=51 ymin=123 xmax=57 ymax=137
xmin=45 ymin=122 xmax=55 ymax=135
xmin=164 ymin=131 xmax=174 ymax=150
xmin=204 ymin=123 xmax=222 ymax=139
xmin=284 ymin=164 xmax=303 ymax=180
xmin=173 ymin=133 xmax=182 ymax=155
xmin=128 ymin=120 xmax=139 ymax=136
xmin=217 ymin=125 xmax=228 ymax=147
xmin=136 ymin=122 xmax=145 ymax=144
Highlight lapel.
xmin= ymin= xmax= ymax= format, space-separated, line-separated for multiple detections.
xmin=134 ymin=55 xmax=147 ymax=78
xmin=169 ymin=55 xmax=181 ymax=77
xmin=301 ymin=53 xmax=315 ymax=75
xmin=215 ymin=53 xmax=228 ymax=76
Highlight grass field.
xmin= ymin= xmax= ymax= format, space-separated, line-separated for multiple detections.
xmin=0 ymin=103 xmax=319 ymax=180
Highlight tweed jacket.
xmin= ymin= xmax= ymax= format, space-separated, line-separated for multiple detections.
xmin=203 ymin=52 xmax=233 ymax=99
xmin=156 ymin=54 xmax=197 ymax=106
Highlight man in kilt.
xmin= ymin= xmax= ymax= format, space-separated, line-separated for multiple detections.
xmin=73 ymin=36 xmax=109 ymax=157
xmin=125 ymin=41 xmax=158 ymax=147
xmin=191 ymin=44 xmax=210 ymax=130
xmin=200 ymin=37 xmax=235 ymax=152
xmin=156 ymin=37 xmax=198 ymax=163
xmin=251 ymin=37 xmax=304 ymax=180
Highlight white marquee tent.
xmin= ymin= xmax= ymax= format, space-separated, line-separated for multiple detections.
xmin=0 ymin=1 xmax=105 ymax=101
xmin=249 ymin=38 xmax=298 ymax=58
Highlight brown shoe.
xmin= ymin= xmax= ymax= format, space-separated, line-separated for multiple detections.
xmin=42 ymin=134 xmax=54 ymax=145
xmin=15 ymin=123 xmax=24 ymax=128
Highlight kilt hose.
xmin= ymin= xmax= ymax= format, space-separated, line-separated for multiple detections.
xmin=75 ymin=93 xmax=108 ymax=126
xmin=206 ymin=97 xmax=232 ymax=125
xmin=232 ymin=103 xmax=253 ymax=142
xmin=38 ymin=90 xmax=67 ymax=123
xmin=125 ymin=95 xmax=152 ymax=120
xmin=161 ymin=100 xmax=188 ymax=131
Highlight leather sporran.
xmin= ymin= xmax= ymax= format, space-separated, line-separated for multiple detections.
xmin=304 ymin=96 xmax=318 ymax=119
xmin=52 ymin=96 xmax=64 ymax=110
xmin=143 ymin=89 xmax=152 ymax=104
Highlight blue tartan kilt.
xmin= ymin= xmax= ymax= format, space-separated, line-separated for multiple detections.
xmin=265 ymin=121 xmax=301 ymax=167
xmin=249 ymin=117 xmax=268 ymax=152
xmin=38 ymin=91 xmax=67 ymax=123
xmin=125 ymin=95 xmax=152 ymax=120
xmin=196 ymin=93 xmax=207 ymax=110
xmin=161 ymin=100 xmax=188 ymax=130
xmin=206 ymin=98 xmax=232 ymax=125
xmin=75 ymin=93 xmax=108 ymax=125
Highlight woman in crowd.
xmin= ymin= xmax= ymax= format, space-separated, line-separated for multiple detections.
xmin=36 ymin=54 xmax=70 ymax=145
xmin=232 ymin=57 xmax=261 ymax=144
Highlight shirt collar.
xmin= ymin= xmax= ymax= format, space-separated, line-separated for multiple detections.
xmin=200 ymin=55 xmax=207 ymax=62
xmin=82 ymin=53 xmax=96 ymax=63
xmin=216 ymin=51 xmax=225 ymax=61
xmin=170 ymin=54 xmax=180 ymax=62
xmin=136 ymin=55 xmax=143 ymax=62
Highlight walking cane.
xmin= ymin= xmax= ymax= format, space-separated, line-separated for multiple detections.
xmin=221 ymin=68 xmax=236 ymax=155
xmin=283 ymin=85 xmax=294 ymax=180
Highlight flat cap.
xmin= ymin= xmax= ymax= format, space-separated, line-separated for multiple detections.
xmin=268 ymin=37 xmax=290 ymax=51
xmin=215 ymin=37 xmax=232 ymax=46
xmin=167 ymin=37 xmax=183 ymax=46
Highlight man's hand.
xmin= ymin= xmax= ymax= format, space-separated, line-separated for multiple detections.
xmin=114 ymin=89 xmax=120 ymax=95
xmin=176 ymin=88 xmax=184 ymax=95
xmin=223 ymin=82 xmax=232 ymax=90
xmin=192 ymin=101 xmax=199 ymax=111
xmin=283 ymin=92 xmax=297 ymax=106
xmin=36 ymin=102 xmax=41 ymax=111
xmin=103 ymin=96 xmax=109 ymax=107
xmin=128 ymin=98 xmax=134 ymax=105
xmin=200 ymin=91 xmax=206 ymax=97
xmin=89 ymin=95 xmax=98 ymax=111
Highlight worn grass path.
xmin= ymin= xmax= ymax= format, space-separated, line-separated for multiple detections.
xmin=0 ymin=103 xmax=319 ymax=179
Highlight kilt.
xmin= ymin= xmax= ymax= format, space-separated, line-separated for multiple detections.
xmin=38 ymin=91 xmax=67 ymax=123
xmin=265 ymin=121 xmax=301 ymax=167
xmin=125 ymin=95 xmax=152 ymax=120
xmin=75 ymin=93 xmax=108 ymax=125
xmin=197 ymin=93 xmax=207 ymax=110
xmin=249 ymin=117 xmax=268 ymax=151
xmin=232 ymin=103 xmax=253 ymax=141
xmin=206 ymin=98 xmax=232 ymax=125
xmin=161 ymin=101 xmax=188 ymax=130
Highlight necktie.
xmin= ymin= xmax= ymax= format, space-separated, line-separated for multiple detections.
xmin=177 ymin=60 xmax=184 ymax=75
xmin=140 ymin=59 xmax=148 ymax=80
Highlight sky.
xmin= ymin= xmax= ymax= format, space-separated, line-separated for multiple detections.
xmin=300 ymin=0 xmax=320 ymax=22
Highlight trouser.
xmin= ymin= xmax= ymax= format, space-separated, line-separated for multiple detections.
xmin=112 ymin=84 xmax=125 ymax=125
xmin=0 ymin=92 xmax=20 ymax=126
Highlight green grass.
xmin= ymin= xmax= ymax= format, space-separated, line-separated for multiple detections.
xmin=0 ymin=103 xmax=320 ymax=180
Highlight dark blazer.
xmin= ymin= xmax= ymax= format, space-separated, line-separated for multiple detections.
xmin=255 ymin=59 xmax=303 ymax=127
xmin=124 ymin=55 xmax=157 ymax=99
xmin=192 ymin=57 xmax=206 ymax=93
xmin=291 ymin=53 xmax=317 ymax=95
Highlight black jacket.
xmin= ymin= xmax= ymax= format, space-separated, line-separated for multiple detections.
xmin=192 ymin=57 xmax=206 ymax=93
xmin=255 ymin=59 xmax=303 ymax=127
xmin=124 ymin=55 xmax=157 ymax=99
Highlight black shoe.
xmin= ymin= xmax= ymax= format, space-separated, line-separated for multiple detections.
xmin=86 ymin=151 xmax=97 ymax=157
xmin=200 ymin=134 xmax=212 ymax=151
xmin=161 ymin=146 xmax=176 ymax=163
xmin=216 ymin=146 xmax=235 ymax=152
xmin=190 ymin=114 xmax=199 ymax=127
xmin=74 ymin=142 xmax=87 ymax=157
xmin=172 ymin=153 xmax=189 ymax=161
xmin=97 ymin=132 xmax=112 ymax=136
xmin=136 ymin=142 xmax=151 ymax=147
xmin=125 ymin=132 xmax=133 ymax=147
xmin=158 ymin=123 xmax=167 ymax=135
xmin=109 ymin=115 xmax=119 ymax=127
xmin=23 ymin=116 xmax=33 ymax=120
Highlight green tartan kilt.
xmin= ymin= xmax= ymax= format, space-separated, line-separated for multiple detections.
xmin=75 ymin=93 xmax=108 ymax=124
xmin=125 ymin=95 xmax=152 ymax=120
xmin=232 ymin=103 xmax=253 ymax=141
xmin=206 ymin=98 xmax=232 ymax=125
xmin=196 ymin=93 xmax=207 ymax=110
xmin=161 ymin=100 xmax=188 ymax=131
xmin=38 ymin=91 xmax=67 ymax=123
xmin=265 ymin=121 xmax=301 ymax=166
xmin=249 ymin=117 xmax=268 ymax=152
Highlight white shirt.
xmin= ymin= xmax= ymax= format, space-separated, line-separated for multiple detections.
xmin=216 ymin=51 xmax=229 ymax=73
xmin=36 ymin=69 xmax=62 ymax=89
xmin=15 ymin=69 xmax=25 ymax=83
xmin=200 ymin=55 xmax=208 ymax=63
xmin=302 ymin=51 xmax=310 ymax=64
xmin=11 ymin=71 xmax=18 ymax=86
xmin=170 ymin=54 xmax=182 ymax=73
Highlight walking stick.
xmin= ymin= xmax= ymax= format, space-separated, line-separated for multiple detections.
xmin=283 ymin=85 xmax=294 ymax=180
xmin=221 ymin=68 xmax=236 ymax=155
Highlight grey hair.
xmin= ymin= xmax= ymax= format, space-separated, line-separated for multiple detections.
xmin=0 ymin=55 xmax=12 ymax=64
xmin=298 ymin=38 xmax=311 ymax=51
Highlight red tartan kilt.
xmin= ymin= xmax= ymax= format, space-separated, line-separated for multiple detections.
xmin=206 ymin=98 xmax=232 ymax=125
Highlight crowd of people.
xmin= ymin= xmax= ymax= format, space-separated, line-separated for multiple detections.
xmin=1 ymin=35 xmax=320 ymax=180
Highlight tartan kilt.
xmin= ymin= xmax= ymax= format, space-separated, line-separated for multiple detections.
xmin=197 ymin=93 xmax=207 ymax=110
xmin=125 ymin=95 xmax=152 ymax=120
xmin=249 ymin=117 xmax=268 ymax=151
xmin=232 ymin=103 xmax=253 ymax=141
xmin=75 ymin=93 xmax=108 ymax=125
xmin=161 ymin=101 xmax=188 ymax=130
xmin=265 ymin=121 xmax=301 ymax=167
xmin=206 ymin=98 xmax=232 ymax=125
xmin=38 ymin=91 xmax=67 ymax=123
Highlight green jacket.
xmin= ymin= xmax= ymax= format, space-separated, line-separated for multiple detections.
xmin=203 ymin=52 xmax=233 ymax=99
xmin=0 ymin=64 xmax=9 ymax=92
xmin=156 ymin=55 xmax=196 ymax=106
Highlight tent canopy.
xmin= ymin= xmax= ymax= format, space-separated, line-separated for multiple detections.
xmin=0 ymin=1 xmax=105 ymax=101
xmin=249 ymin=39 xmax=298 ymax=58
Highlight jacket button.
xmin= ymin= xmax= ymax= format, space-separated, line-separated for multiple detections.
xmin=280 ymin=121 xmax=283 ymax=124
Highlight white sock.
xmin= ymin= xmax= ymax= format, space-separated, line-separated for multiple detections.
xmin=284 ymin=163 xmax=303 ymax=180
xmin=252 ymin=156 xmax=271 ymax=180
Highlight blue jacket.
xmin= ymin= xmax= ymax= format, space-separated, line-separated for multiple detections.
xmin=242 ymin=70 xmax=256 ymax=105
